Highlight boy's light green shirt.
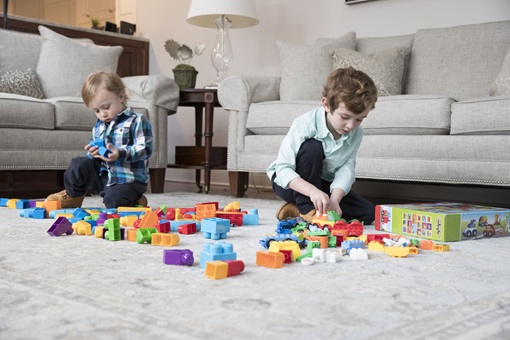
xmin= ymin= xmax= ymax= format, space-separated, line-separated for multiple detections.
xmin=266 ymin=106 xmax=363 ymax=195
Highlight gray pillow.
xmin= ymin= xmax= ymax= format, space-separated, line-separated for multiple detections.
xmin=0 ymin=28 xmax=43 ymax=71
xmin=35 ymin=26 xmax=123 ymax=98
xmin=277 ymin=32 xmax=356 ymax=101
xmin=331 ymin=47 xmax=410 ymax=96
xmin=0 ymin=68 xmax=45 ymax=99
xmin=490 ymin=47 xmax=510 ymax=96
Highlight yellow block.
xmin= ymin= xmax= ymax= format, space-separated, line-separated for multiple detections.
xmin=120 ymin=215 xmax=139 ymax=227
xmin=205 ymin=261 xmax=229 ymax=279
xmin=126 ymin=228 xmax=137 ymax=242
xmin=94 ymin=226 xmax=104 ymax=238
xmin=152 ymin=233 xmax=180 ymax=246
xmin=268 ymin=240 xmax=301 ymax=261
xmin=224 ymin=201 xmax=240 ymax=211
xmin=367 ymin=241 xmax=385 ymax=252
xmin=117 ymin=206 xmax=152 ymax=213
xmin=6 ymin=199 xmax=20 ymax=209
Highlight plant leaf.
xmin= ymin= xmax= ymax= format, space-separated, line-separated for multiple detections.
xmin=164 ymin=39 xmax=181 ymax=60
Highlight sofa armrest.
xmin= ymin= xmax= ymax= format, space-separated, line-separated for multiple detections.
xmin=218 ymin=75 xmax=280 ymax=111
xmin=123 ymin=75 xmax=179 ymax=113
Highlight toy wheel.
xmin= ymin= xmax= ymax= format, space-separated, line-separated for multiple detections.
xmin=466 ymin=230 xmax=472 ymax=237
xmin=473 ymin=230 xmax=477 ymax=236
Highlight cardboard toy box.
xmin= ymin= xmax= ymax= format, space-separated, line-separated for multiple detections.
xmin=375 ymin=202 xmax=510 ymax=242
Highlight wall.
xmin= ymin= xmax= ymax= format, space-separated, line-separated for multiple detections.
xmin=136 ymin=0 xmax=510 ymax=188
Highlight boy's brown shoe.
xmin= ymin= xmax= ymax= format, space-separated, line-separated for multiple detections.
xmin=46 ymin=189 xmax=85 ymax=208
xmin=137 ymin=194 xmax=148 ymax=207
xmin=276 ymin=202 xmax=300 ymax=220
xmin=300 ymin=209 xmax=317 ymax=223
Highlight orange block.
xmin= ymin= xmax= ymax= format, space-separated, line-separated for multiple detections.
xmin=420 ymin=240 xmax=434 ymax=250
xmin=256 ymin=251 xmax=285 ymax=268
xmin=195 ymin=203 xmax=217 ymax=220
xmin=137 ymin=211 xmax=159 ymax=229
xmin=126 ymin=228 xmax=137 ymax=242
xmin=306 ymin=235 xmax=328 ymax=248
xmin=205 ymin=261 xmax=229 ymax=279
xmin=151 ymin=233 xmax=180 ymax=246
xmin=45 ymin=200 xmax=62 ymax=211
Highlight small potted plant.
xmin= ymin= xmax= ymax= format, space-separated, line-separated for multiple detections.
xmin=164 ymin=39 xmax=205 ymax=89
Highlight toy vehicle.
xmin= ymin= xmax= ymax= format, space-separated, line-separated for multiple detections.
xmin=259 ymin=233 xmax=300 ymax=249
xmin=462 ymin=219 xmax=478 ymax=237
xmin=483 ymin=224 xmax=495 ymax=237
xmin=275 ymin=218 xmax=299 ymax=233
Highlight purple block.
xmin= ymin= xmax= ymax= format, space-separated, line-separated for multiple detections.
xmin=47 ymin=217 xmax=74 ymax=236
xmin=163 ymin=249 xmax=194 ymax=266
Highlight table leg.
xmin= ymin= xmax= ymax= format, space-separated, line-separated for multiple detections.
xmin=203 ymin=100 xmax=214 ymax=194
xmin=194 ymin=104 xmax=204 ymax=193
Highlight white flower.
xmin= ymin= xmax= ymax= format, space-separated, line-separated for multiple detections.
xmin=194 ymin=43 xmax=206 ymax=56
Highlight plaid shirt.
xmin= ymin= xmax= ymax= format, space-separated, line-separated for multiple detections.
xmin=88 ymin=107 xmax=153 ymax=186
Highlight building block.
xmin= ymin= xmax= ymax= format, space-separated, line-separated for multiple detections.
xmin=163 ymin=249 xmax=194 ymax=266
xmin=73 ymin=220 xmax=93 ymax=236
xmin=117 ymin=206 xmax=152 ymax=213
xmin=243 ymin=209 xmax=259 ymax=225
xmin=368 ymin=241 xmax=385 ymax=251
xmin=104 ymin=218 xmax=121 ymax=241
xmin=420 ymin=240 xmax=434 ymax=250
xmin=15 ymin=200 xmax=30 ymax=209
xmin=256 ymin=251 xmax=285 ymax=268
xmin=199 ymin=242 xmax=236 ymax=268
xmin=73 ymin=208 xmax=90 ymax=219
xmin=326 ymin=249 xmax=345 ymax=263
xmin=279 ymin=250 xmax=293 ymax=264
xmin=350 ymin=248 xmax=368 ymax=260
xmin=201 ymin=218 xmax=230 ymax=240
xmin=125 ymin=228 xmax=137 ymax=242
xmin=177 ymin=223 xmax=197 ymax=234
xmin=341 ymin=239 xmax=365 ymax=254
xmin=170 ymin=219 xmax=201 ymax=232
xmin=47 ymin=216 xmax=73 ymax=236
xmin=94 ymin=226 xmax=104 ymax=238
xmin=205 ymin=261 xmax=229 ymax=279
xmin=384 ymin=246 xmax=410 ymax=258
xmin=195 ymin=203 xmax=217 ymax=220
xmin=120 ymin=215 xmax=139 ymax=227
xmin=152 ymin=233 xmax=180 ymax=246
xmin=312 ymin=248 xmax=327 ymax=262
xmin=154 ymin=220 xmax=171 ymax=233
xmin=6 ymin=199 xmax=20 ymax=209
xmin=136 ymin=228 xmax=158 ymax=244
xmin=45 ymin=200 xmax=62 ymax=211
xmin=408 ymin=246 xmax=419 ymax=254
xmin=137 ymin=210 xmax=159 ymax=229
xmin=223 ymin=201 xmax=239 ymax=211
xmin=433 ymin=244 xmax=450 ymax=252
xmin=215 ymin=211 xmax=244 ymax=227
xmin=0 ymin=198 xmax=8 ymax=207
xmin=268 ymin=240 xmax=301 ymax=261
xmin=205 ymin=260 xmax=245 ymax=279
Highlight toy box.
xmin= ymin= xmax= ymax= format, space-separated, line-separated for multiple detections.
xmin=375 ymin=202 xmax=510 ymax=242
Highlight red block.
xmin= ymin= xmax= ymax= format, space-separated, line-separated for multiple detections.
xmin=223 ymin=260 xmax=245 ymax=277
xmin=178 ymin=223 xmax=197 ymax=235
xmin=155 ymin=221 xmax=170 ymax=233
xmin=280 ymin=250 xmax=293 ymax=264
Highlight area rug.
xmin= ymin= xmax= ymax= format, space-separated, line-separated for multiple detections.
xmin=1 ymin=192 xmax=510 ymax=339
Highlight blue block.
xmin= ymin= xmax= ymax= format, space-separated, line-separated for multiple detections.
xmin=201 ymin=218 xmax=230 ymax=240
xmin=243 ymin=209 xmax=259 ymax=226
xmin=199 ymin=242 xmax=236 ymax=268
xmin=15 ymin=200 xmax=30 ymax=209
xmin=0 ymin=198 xmax=8 ymax=207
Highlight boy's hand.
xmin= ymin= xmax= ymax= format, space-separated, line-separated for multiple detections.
xmin=328 ymin=200 xmax=342 ymax=217
xmin=309 ymin=188 xmax=330 ymax=215
xmin=89 ymin=143 xmax=119 ymax=162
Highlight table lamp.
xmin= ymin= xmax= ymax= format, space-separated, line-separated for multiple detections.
xmin=187 ymin=0 xmax=259 ymax=87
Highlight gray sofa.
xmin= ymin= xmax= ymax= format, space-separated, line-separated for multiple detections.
xmin=0 ymin=26 xmax=179 ymax=197
xmin=218 ymin=21 xmax=510 ymax=207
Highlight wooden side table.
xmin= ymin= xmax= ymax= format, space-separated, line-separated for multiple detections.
xmin=167 ymin=88 xmax=227 ymax=194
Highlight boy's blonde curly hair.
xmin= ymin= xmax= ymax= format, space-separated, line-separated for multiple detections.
xmin=82 ymin=71 xmax=128 ymax=107
xmin=322 ymin=67 xmax=378 ymax=114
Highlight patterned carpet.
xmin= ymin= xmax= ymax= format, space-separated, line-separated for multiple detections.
xmin=1 ymin=192 xmax=510 ymax=339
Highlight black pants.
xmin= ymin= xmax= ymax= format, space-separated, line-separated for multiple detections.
xmin=271 ymin=139 xmax=374 ymax=225
xmin=64 ymin=157 xmax=147 ymax=209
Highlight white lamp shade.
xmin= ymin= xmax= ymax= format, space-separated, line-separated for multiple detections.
xmin=187 ymin=0 xmax=259 ymax=29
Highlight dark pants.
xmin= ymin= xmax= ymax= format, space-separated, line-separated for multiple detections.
xmin=64 ymin=157 xmax=147 ymax=209
xmin=271 ymin=139 xmax=375 ymax=225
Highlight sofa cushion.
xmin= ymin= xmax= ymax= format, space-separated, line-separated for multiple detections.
xmin=0 ymin=68 xmax=45 ymax=99
xmin=355 ymin=34 xmax=414 ymax=55
xmin=277 ymin=32 xmax=356 ymax=101
xmin=36 ymin=26 xmax=123 ymax=98
xmin=450 ymin=96 xmax=510 ymax=135
xmin=247 ymin=100 xmax=320 ymax=135
xmin=0 ymin=93 xmax=55 ymax=129
xmin=331 ymin=47 xmax=410 ymax=96
xmin=0 ymin=29 xmax=43 ymax=71
xmin=490 ymin=47 xmax=510 ymax=96
xmin=47 ymin=97 xmax=96 ymax=131
xmin=406 ymin=21 xmax=510 ymax=100
xmin=362 ymin=95 xmax=453 ymax=135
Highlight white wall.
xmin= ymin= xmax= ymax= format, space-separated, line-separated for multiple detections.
xmin=136 ymin=0 xmax=510 ymax=186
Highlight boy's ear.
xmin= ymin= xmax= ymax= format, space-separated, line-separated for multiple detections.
xmin=321 ymin=97 xmax=330 ymax=113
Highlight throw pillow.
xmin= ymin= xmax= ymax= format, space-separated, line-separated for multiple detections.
xmin=331 ymin=47 xmax=410 ymax=96
xmin=490 ymin=47 xmax=510 ymax=96
xmin=277 ymin=32 xmax=356 ymax=101
xmin=0 ymin=68 xmax=45 ymax=99
xmin=35 ymin=26 xmax=123 ymax=98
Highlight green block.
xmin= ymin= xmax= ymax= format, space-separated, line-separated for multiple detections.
xmin=136 ymin=227 xmax=158 ymax=244
xmin=104 ymin=218 xmax=121 ymax=241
